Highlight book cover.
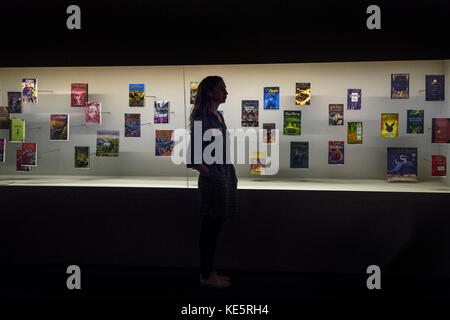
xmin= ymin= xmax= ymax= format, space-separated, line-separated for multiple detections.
xmin=387 ymin=147 xmax=418 ymax=182
xmin=50 ymin=114 xmax=69 ymax=141
xmin=296 ymin=83 xmax=310 ymax=105
xmin=426 ymin=75 xmax=444 ymax=101
xmin=75 ymin=146 xmax=90 ymax=169
xmin=329 ymin=104 xmax=344 ymax=126
xmin=407 ymin=110 xmax=424 ymax=134
xmin=328 ymin=141 xmax=344 ymax=165
xmin=0 ymin=139 xmax=5 ymax=162
xmin=432 ymin=155 xmax=446 ymax=177
xmin=9 ymin=118 xmax=25 ymax=142
xmin=21 ymin=143 xmax=37 ymax=166
xmin=263 ymin=87 xmax=280 ymax=110
xmin=347 ymin=89 xmax=361 ymax=110
xmin=290 ymin=141 xmax=309 ymax=168
xmin=391 ymin=73 xmax=409 ymax=99
xmin=432 ymin=118 xmax=450 ymax=143
xmin=190 ymin=81 xmax=199 ymax=104
xmin=154 ymin=101 xmax=169 ymax=123
xmin=129 ymin=83 xmax=145 ymax=107
xmin=96 ymin=130 xmax=119 ymax=157
xmin=250 ymin=151 xmax=266 ymax=175
xmin=347 ymin=122 xmax=363 ymax=144
xmin=381 ymin=113 xmax=399 ymax=137
xmin=7 ymin=92 xmax=22 ymax=113
xmin=218 ymin=110 xmax=223 ymax=116
xmin=263 ymin=123 xmax=276 ymax=144
xmin=155 ymin=130 xmax=174 ymax=156
xmin=125 ymin=113 xmax=141 ymax=137
xmin=85 ymin=102 xmax=102 ymax=125
xmin=283 ymin=110 xmax=301 ymax=135
xmin=0 ymin=106 xmax=9 ymax=129
xmin=22 ymin=78 xmax=38 ymax=103
xmin=16 ymin=150 xmax=32 ymax=172
xmin=71 ymin=83 xmax=88 ymax=107
xmin=241 ymin=100 xmax=259 ymax=127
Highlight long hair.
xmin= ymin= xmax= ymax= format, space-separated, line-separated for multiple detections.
xmin=189 ymin=76 xmax=223 ymax=130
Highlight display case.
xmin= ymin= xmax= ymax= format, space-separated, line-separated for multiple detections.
xmin=0 ymin=60 xmax=448 ymax=193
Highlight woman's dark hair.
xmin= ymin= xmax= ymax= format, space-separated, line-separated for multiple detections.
xmin=189 ymin=76 xmax=223 ymax=130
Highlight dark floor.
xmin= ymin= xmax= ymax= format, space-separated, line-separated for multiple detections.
xmin=1 ymin=262 xmax=449 ymax=303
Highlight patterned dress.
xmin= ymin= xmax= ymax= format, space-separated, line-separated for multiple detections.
xmin=187 ymin=110 xmax=238 ymax=221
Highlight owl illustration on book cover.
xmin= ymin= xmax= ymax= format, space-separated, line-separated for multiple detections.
xmin=22 ymin=78 xmax=38 ymax=103
xmin=85 ymin=102 xmax=102 ymax=125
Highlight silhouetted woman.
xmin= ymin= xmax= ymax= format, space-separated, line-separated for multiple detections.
xmin=187 ymin=76 xmax=238 ymax=288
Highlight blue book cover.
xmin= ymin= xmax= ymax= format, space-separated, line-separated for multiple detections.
xmin=387 ymin=147 xmax=417 ymax=181
xmin=347 ymin=89 xmax=361 ymax=110
xmin=391 ymin=74 xmax=409 ymax=99
xmin=328 ymin=141 xmax=344 ymax=164
xmin=290 ymin=141 xmax=309 ymax=168
xmin=264 ymin=87 xmax=280 ymax=109
xmin=407 ymin=110 xmax=424 ymax=134
xmin=425 ymin=75 xmax=444 ymax=101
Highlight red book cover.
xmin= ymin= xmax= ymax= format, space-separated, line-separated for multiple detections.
xmin=85 ymin=102 xmax=101 ymax=125
xmin=432 ymin=155 xmax=447 ymax=176
xmin=432 ymin=118 xmax=450 ymax=143
xmin=21 ymin=143 xmax=38 ymax=166
xmin=16 ymin=150 xmax=32 ymax=172
xmin=71 ymin=83 xmax=88 ymax=107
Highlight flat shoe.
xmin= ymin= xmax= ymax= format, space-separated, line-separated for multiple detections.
xmin=212 ymin=270 xmax=230 ymax=281
xmin=200 ymin=273 xmax=231 ymax=289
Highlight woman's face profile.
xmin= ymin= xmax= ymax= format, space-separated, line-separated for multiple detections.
xmin=209 ymin=80 xmax=228 ymax=104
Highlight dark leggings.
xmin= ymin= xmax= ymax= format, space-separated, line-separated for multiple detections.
xmin=199 ymin=214 xmax=222 ymax=279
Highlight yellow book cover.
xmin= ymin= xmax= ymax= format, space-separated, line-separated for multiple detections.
xmin=381 ymin=113 xmax=399 ymax=137
xmin=250 ymin=151 xmax=266 ymax=175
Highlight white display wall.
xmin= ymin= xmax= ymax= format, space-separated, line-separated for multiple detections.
xmin=0 ymin=60 xmax=449 ymax=188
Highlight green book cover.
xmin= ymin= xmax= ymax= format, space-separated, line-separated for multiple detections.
xmin=9 ymin=119 xmax=25 ymax=142
xmin=347 ymin=122 xmax=363 ymax=144
xmin=283 ymin=110 xmax=301 ymax=135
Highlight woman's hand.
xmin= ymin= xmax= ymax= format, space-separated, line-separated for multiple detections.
xmin=196 ymin=164 xmax=210 ymax=177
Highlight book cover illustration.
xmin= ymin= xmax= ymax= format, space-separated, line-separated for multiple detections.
xmin=125 ymin=113 xmax=141 ymax=137
xmin=263 ymin=87 xmax=280 ymax=110
xmin=432 ymin=118 xmax=450 ymax=143
xmin=329 ymin=104 xmax=344 ymax=126
xmin=296 ymin=83 xmax=310 ymax=105
xmin=328 ymin=141 xmax=344 ymax=165
xmin=155 ymin=130 xmax=174 ymax=156
xmin=0 ymin=106 xmax=9 ymax=129
xmin=391 ymin=73 xmax=409 ymax=99
xmin=85 ymin=102 xmax=102 ymax=125
xmin=381 ymin=113 xmax=399 ymax=137
xmin=50 ymin=114 xmax=69 ymax=141
xmin=71 ymin=83 xmax=88 ymax=107
xmin=0 ymin=139 xmax=5 ymax=162
xmin=250 ymin=151 xmax=266 ymax=175
xmin=426 ymin=75 xmax=444 ymax=101
xmin=8 ymin=92 xmax=22 ymax=113
xmin=387 ymin=147 xmax=417 ymax=182
xmin=75 ymin=146 xmax=90 ymax=169
xmin=407 ymin=110 xmax=424 ymax=134
xmin=347 ymin=122 xmax=363 ymax=144
xmin=263 ymin=123 xmax=276 ymax=144
xmin=290 ymin=141 xmax=309 ymax=168
xmin=129 ymin=83 xmax=145 ymax=107
xmin=190 ymin=81 xmax=199 ymax=104
xmin=16 ymin=150 xmax=32 ymax=172
xmin=96 ymin=130 xmax=119 ymax=157
xmin=347 ymin=89 xmax=361 ymax=110
xmin=9 ymin=118 xmax=25 ymax=142
xmin=21 ymin=143 xmax=37 ymax=166
xmin=241 ymin=100 xmax=259 ymax=127
xmin=283 ymin=110 xmax=301 ymax=135
xmin=22 ymin=78 xmax=38 ymax=103
xmin=154 ymin=101 xmax=169 ymax=123
xmin=431 ymin=155 xmax=446 ymax=176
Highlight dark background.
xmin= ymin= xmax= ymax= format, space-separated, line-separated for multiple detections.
xmin=0 ymin=0 xmax=449 ymax=67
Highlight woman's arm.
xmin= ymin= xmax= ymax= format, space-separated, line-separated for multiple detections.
xmin=193 ymin=164 xmax=210 ymax=177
